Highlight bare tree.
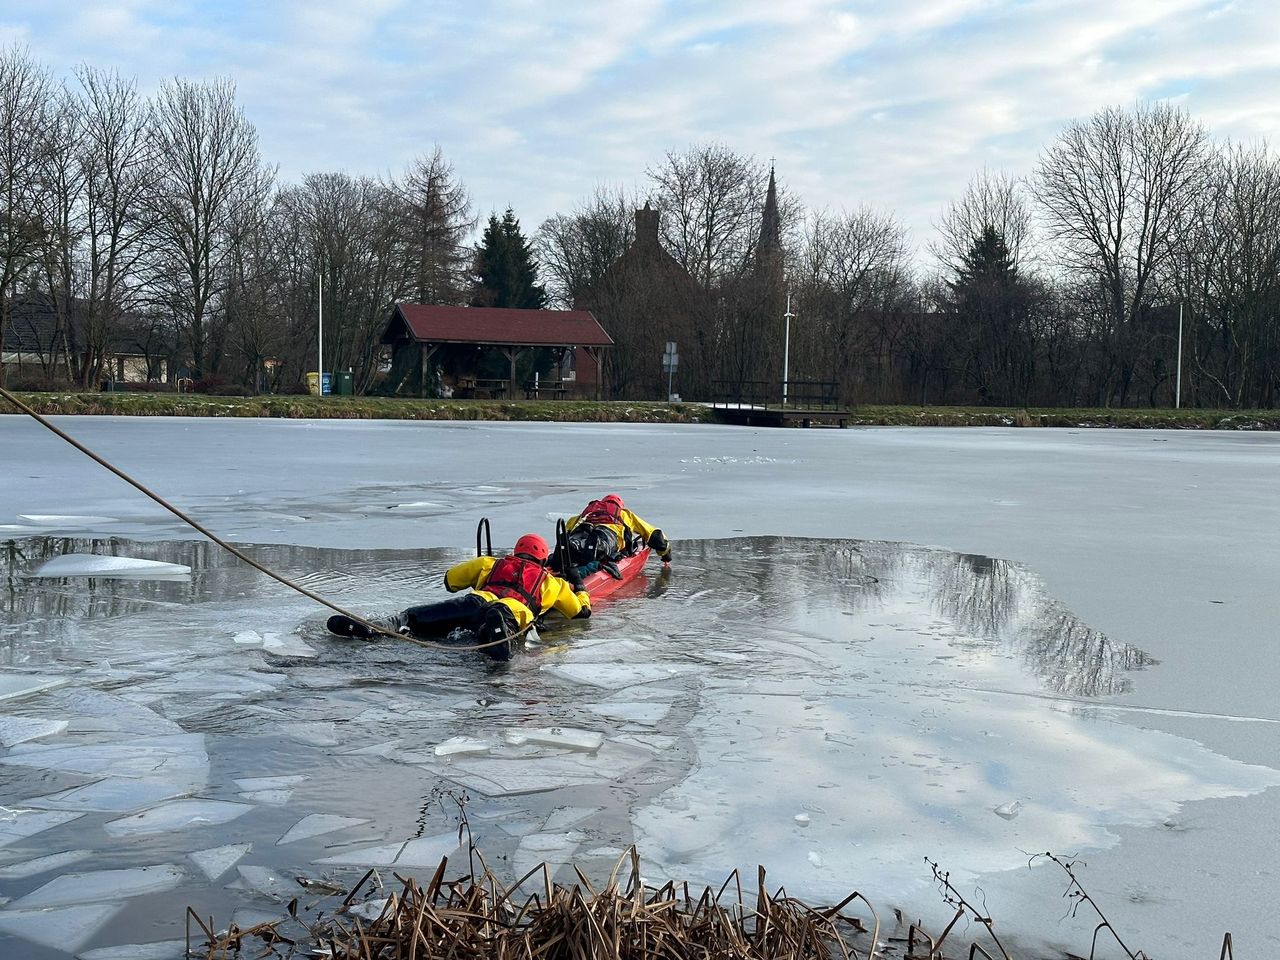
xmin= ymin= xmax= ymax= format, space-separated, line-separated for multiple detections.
xmin=147 ymin=77 xmax=272 ymax=378
xmin=535 ymin=186 xmax=636 ymax=308
xmin=0 ymin=46 xmax=55 ymax=385
xmin=932 ymin=169 xmax=1033 ymax=272
xmin=33 ymin=82 xmax=83 ymax=381
xmin=1036 ymin=103 xmax=1209 ymax=405
xmin=394 ymin=146 xmax=473 ymax=305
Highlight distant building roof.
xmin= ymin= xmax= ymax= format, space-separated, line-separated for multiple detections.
xmin=385 ymin=304 xmax=613 ymax=348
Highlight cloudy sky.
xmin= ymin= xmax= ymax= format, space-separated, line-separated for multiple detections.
xmin=3 ymin=1 xmax=1276 ymax=259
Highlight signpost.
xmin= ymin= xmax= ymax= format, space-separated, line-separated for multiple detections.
xmin=662 ymin=341 xmax=679 ymax=401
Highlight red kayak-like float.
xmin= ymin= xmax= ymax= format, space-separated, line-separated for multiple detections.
xmin=579 ymin=547 xmax=651 ymax=600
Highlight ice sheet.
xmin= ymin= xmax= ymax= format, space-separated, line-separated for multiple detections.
xmin=18 ymin=514 xmax=120 ymax=527
xmin=542 ymin=662 xmax=700 ymax=690
xmin=104 ymin=799 xmax=251 ymax=837
xmin=233 ymin=775 xmax=307 ymax=792
xmin=0 ymin=809 xmax=83 ymax=848
xmin=25 ymin=778 xmax=191 ymax=813
xmin=29 ymin=554 xmax=191 ymax=577
xmin=0 ymin=715 xmax=68 ymax=746
xmin=13 ymin=864 xmax=184 ymax=909
xmin=0 ymin=902 xmax=123 ymax=952
xmin=78 ymin=940 xmax=190 ymax=960
xmin=0 ymin=672 xmax=67 ymax=702
xmin=189 ymin=843 xmax=252 ymax=881
xmin=434 ymin=736 xmax=493 ymax=756
xmin=278 ymin=813 xmax=370 ymax=845
xmin=2 ymin=734 xmax=209 ymax=782
xmin=0 ymin=848 xmax=93 ymax=879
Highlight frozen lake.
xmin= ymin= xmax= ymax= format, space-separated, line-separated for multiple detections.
xmin=1 ymin=417 xmax=1278 ymax=958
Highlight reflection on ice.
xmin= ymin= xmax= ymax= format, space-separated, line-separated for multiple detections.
xmin=0 ymin=533 xmax=1274 ymax=959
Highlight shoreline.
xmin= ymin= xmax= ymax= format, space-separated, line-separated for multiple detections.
xmin=2 ymin=391 xmax=1279 ymax=429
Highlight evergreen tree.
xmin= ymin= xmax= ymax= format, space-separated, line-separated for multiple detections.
xmin=472 ymin=208 xmax=546 ymax=309
xmin=945 ymin=224 xmax=1037 ymax=405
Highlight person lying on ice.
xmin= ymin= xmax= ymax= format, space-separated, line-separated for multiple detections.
xmin=555 ymin=494 xmax=671 ymax=581
xmin=327 ymin=534 xmax=590 ymax=656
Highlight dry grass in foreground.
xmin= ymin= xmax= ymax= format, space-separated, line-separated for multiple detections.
xmin=184 ymin=846 xmax=1236 ymax=960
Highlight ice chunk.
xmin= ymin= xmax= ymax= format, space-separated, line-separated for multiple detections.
xmin=543 ymin=806 xmax=600 ymax=831
xmin=514 ymin=830 xmax=586 ymax=878
xmin=434 ymin=736 xmax=493 ymax=757
xmin=0 ymin=809 xmax=83 ymax=847
xmin=587 ymin=701 xmax=672 ymax=725
xmin=502 ymin=727 xmax=604 ymax=753
xmin=313 ymin=840 xmax=407 ymax=867
xmin=0 ymin=848 xmax=93 ymax=879
xmin=18 ymin=514 xmax=120 ymax=527
xmin=394 ymin=833 xmax=461 ymax=867
xmin=190 ymin=843 xmax=252 ymax=881
xmin=0 ymin=672 xmax=67 ymax=703
xmin=79 ymin=940 xmax=190 ymax=960
xmin=236 ymin=864 xmax=298 ymax=900
xmin=104 ymin=799 xmax=251 ymax=837
xmin=2 ymin=733 xmax=209 ymax=781
xmin=993 ymin=800 xmax=1023 ymax=821
xmin=239 ymin=789 xmax=293 ymax=805
xmin=13 ymin=864 xmax=184 ymax=909
xmin=0 ymin=715 xmax=68 ymax=746
xmin=25 ymin=778 xmax=190 ymax=813
xmin=0 ymin=902 xmax=123 ymax=952
xmin=544 ymin=662 xmax=698 ymax=690
xmin=261 ymin=632 xmax=319 ymax=658
xmin=794 ymin=813 xmax=811 ymax=826
xmin=278 ymin=813 xmax=371 ymax=845
xmin=808 ymin=851 xmax=825 ymax=868
xmin=28 ymin=554 xmax=191 ymax=578
xmin=347 ymin=898 xmax=390 ymax=921
xmin=425 ymin=739 xmax=655 ymax=797
xmin=233 ymin=630 xmax=264 ymax=646
xmin=234 ymin=775 xmax=307 ymax=792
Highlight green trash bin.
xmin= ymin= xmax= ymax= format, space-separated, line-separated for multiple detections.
xmin=335 ymin=371 xmax=355 ymax=396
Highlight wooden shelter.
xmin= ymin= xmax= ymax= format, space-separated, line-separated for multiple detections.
xmin=380 ymin=304 xmax=613 ymax=399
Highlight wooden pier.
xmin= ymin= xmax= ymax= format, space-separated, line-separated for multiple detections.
xmin=711 ymin=381 xmax=847 ymax=428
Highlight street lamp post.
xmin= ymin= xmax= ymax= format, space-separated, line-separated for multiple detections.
xmin=317 ymin=267 xmax=324 ymax=397
xmin=783 ymin=290 xmax=794 ymax=406
xmin=1175 ymin=302 xmax=1183 ymax=409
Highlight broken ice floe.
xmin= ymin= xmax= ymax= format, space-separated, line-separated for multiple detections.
xmin=104 ymin=799 xmax=251 ymax=837
xmin=190 ymin=843 xmax=252 ymax=881
xmin=25 ymin=778 xmax=190 ymax=813
xmin=11 ymin=864 xmax=184 ymax=910
xmin=501 ymin=727 xmax=604 ymax=752
xmin=0 ymin=902 xmax=123 ymax=952
xmin=238 ymin=789 xmax=293 ymax=805
xmin=0 ymin=715 xmax=68 ymax=747
xmin=0 ymin=672 xmax=67 ymax=703
xmin=0 ymin=847 xmax=93 ymax=879
xmin=233 ymin=775 xmax=307 ymax=792
xmin=17 ymin=514 xmax=120 ymax=527
xmin=434 ymin=736 xmax=493 ymax=757
xmin=2 ymin=733 xmax=209 ymax=782
xmin=28 ymin=553 xmax=191 ymax=578
xmin=233 ymin=629 xmax=318 ymax=659
xmin=313 ymin=831 xmax=460 ymax=868
xmin=543 ymin=662 xmax=700 ymax=690
xmin=514 ymin=830 xmax=587 ymax=878
xmin=0 ymin=808 xmax=83 ymax=848
xmin=78 ymin=940 xmax=190 ymax=960
xmin=993 ymin=800 xmax=1023 ymax=821
xmin=278 ymin=813 xmax=371 ymax=845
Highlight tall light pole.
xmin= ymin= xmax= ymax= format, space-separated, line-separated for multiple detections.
xmin=317 ymin=264 xmax=324 ymax=397
xmin=1175 ymin=302 xmax=1183 ymax=409
xmin=783 ymin=289 xmax=794 ymax=406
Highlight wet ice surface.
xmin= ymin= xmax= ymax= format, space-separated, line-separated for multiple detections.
xmin=1 ymin=534 xmax=1276 ymax=958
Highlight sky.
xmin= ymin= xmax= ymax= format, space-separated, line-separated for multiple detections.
xmin=3 ymin=0 xmax=1278 ymax=263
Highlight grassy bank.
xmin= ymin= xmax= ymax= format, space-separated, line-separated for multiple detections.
xmin=2 ymin=391 xmax=1277 ymax=429
xmin=0 ymin=391 xmax=716 ymax=423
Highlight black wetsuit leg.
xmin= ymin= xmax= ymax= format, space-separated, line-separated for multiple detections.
xmin=402 ymin=594 xmax=489 ymax=637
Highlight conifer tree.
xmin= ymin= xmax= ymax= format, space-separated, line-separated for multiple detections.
xmin=472 ymin=208 xmax=546 ymax=309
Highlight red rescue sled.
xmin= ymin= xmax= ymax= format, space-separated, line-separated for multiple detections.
xmin=579 ymin=547 xmax=651 ymax=600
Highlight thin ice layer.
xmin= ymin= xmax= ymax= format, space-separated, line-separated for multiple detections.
xmin=0 ymin=902 xmax=124 ymax=952
xmin=104 ymin=799 xmax=251 ymax=837
xmin=12 ymin=864 xmax=184 ymax=909
xmin=0 ymin=848 xmax=93 ymax=879
xmin=189 ymin=842 xmax=252 ymax=881
xmin=0 ymin=716 xmax=68 ymax=747
xmin=0 ymin=672 xmax=67 ymax=703
xmin=29 ymin=554 xmax=191 ymax=577
xmin=78 ymin=940 xmax=190 ymax=960
xmin=25 ymin=778 xmax=191 ymax=813
xmin=278 ymin=813 xmax=370 ymax=845
xmin=0 ymin=809 xmax=83 ymax=848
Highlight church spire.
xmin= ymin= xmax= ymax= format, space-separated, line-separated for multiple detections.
xmin=758 ymin=164 xmax=780 ymax=257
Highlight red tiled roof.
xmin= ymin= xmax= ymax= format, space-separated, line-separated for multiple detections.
xmin=387 ymin=304 xmax=613 ymax=347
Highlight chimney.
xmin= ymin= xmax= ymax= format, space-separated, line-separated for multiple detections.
xmin=635 ymin=202 xmax=659 ymax=247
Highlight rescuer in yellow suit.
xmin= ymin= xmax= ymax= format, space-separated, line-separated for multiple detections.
xmin=327 ymin=534 xmax=589 ymax=660
xmin=560 ymin=494 xmax=672 ymax=580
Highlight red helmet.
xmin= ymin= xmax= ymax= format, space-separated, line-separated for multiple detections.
xmin=513 ymin=534 xmax=550 ymax=564
xmin=602 ymin=494 xmax=624 ymax=509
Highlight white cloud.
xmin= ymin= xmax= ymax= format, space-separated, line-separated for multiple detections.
xmin=8 ymin=0 xmax=1280 ymax=260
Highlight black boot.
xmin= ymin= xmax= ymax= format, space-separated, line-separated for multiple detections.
xmin=600 ymin=559 xmax=623 ymax=580
xmin=327 ymin=615 xmax=377 ymax=640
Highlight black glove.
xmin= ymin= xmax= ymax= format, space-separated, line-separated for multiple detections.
xmin=648 ymin=529 xmax=672 ymax=562
xmin=574 ymin=591 xmax=592 ymax=619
